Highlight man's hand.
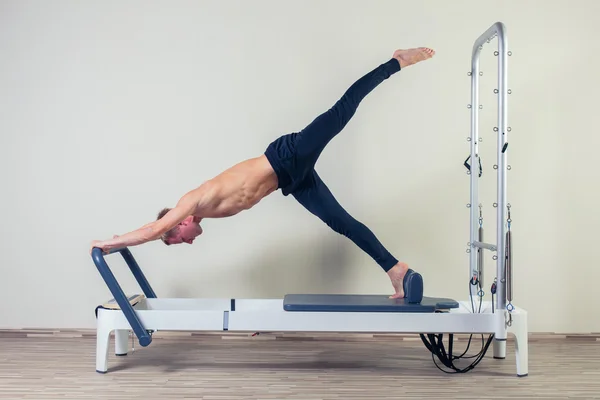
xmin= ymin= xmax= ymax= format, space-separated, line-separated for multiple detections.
xmin=90 ymin=235 xmax=119 ymax=255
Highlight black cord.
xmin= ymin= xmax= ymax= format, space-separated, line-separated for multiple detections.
xmin=419 ymin=278 xmax=493 ymax=373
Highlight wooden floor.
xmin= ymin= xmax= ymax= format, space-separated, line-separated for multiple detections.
xmin=0 ymin=330 xmax=599 ymax=399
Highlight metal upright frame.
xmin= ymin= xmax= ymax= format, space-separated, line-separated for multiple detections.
xmin=468 ymin=22 xmax=510 ymax=343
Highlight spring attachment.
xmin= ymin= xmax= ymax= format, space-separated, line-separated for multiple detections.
xmin=506 ymin=312 xmax=513 ymax=327
xmin=505 ymin=204 xmax=514 ymax=313
xmin=477 ymin=204 xmax=484 ymax=289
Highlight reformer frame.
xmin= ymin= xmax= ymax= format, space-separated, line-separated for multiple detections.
xmin=91 ymin=22 xmax=528 ymax=376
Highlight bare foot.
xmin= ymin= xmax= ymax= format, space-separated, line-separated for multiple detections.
xmin=387 ymin=261 xmax=409 ymax=299
xmin=393 ymin=47 xmax=435 ymax=68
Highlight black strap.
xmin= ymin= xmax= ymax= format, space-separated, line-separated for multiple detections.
xmin=464 ymin=155 xmax=482 ymax=177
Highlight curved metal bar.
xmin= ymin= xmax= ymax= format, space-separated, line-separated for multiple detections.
xmin=91 ymin=247 xmax=152 ymax=347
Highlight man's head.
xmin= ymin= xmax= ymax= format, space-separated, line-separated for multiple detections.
xmin=156 ymin=208 xmax=203 ymax=246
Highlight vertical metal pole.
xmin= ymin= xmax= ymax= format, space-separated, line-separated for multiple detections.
xmin=469 ymin=49 xmax=480 ymax=301
xmin=496 ymin=23 xmax=509 ymax=341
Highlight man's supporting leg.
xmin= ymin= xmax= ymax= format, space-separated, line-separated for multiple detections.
xmin=292 ymin=58 xmax=401 ymax=171
xmin=292 ymin=169 xmax=409 ymax=297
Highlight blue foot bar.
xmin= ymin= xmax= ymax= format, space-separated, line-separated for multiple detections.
xmin=91 ymin=247 xmax=155 ymax=347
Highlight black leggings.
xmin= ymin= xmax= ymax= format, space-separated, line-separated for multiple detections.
xmin=264 ymin=58 xmax=401 ymax=272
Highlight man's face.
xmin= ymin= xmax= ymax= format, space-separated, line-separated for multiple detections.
xmin=168 ymin=216 xmax=203 ymax=245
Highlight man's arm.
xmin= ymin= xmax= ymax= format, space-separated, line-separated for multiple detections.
xmin=90 ymin=195 xmax=197 ymax=253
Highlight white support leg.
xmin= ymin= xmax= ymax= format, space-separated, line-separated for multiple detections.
xmin=493 ymin=338 xmax=506 ymax=359
xmin=508 ymin=310 xmax=528 ymax=377
xmin=114 ymin=329 xmax=129 ymax=356
xmin=96 ymin=323 xmax=112 ymax=373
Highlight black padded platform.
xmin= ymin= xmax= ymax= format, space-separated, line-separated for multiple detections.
xmin=283 ymin=294 xmax=459 ymax=313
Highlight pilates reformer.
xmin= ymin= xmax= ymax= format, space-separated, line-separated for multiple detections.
xmin=91 ymin=21 xmax=528 ymax=376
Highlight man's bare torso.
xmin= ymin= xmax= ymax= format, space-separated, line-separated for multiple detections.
xmin=188 ymin=155 xmax=278 ymax=219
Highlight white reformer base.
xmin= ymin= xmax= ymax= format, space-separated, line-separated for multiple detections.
xmin=95 ymin=297 xmax=528 ymax=376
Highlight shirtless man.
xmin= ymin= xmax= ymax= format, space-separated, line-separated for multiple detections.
xmin=91 ymin=47 xmax=435 ymax=298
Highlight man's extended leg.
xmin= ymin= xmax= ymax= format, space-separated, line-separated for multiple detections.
xmin=292 ymin=48 xmax=435 ymax=173
xmin=292 ymin=169 xmax=409 ymax=298
xmin=263 ymin=48 xmax=434 ymax=195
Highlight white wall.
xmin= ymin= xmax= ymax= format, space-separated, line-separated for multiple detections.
xmin=1 ymin=0 xmax=599 ymax=333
